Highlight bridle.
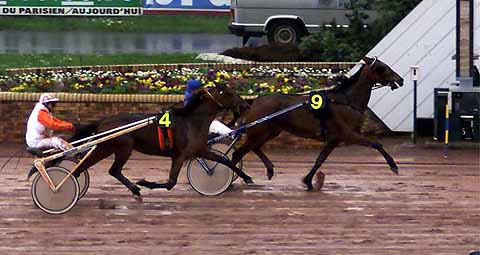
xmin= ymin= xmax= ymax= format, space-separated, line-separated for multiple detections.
xmin=364 ymin=57 xmax=392 ymax=91
xmin=204 ymin=88 xmax=224 ymax=108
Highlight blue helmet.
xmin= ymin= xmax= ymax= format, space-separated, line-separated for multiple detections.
xmin=184 ymin=79 xmax=202 ymax=106
xmin=186 ymin=79 xmax=202 ymax=92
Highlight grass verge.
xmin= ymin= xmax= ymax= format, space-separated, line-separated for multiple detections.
xmin=0 ymin=53 xmax=204 ymax=74
xmin=0 ymin=15 xmax=230 ymax=33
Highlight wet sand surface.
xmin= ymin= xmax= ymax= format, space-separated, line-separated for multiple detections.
xmin=0 ymin=141 xmax=478 ymax=254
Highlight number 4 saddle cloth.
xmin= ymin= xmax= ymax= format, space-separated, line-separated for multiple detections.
xmin=155 ymin=110 xmax=174 ymax=152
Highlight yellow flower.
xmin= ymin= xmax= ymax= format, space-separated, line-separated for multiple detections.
xmin=259 ymin=82 xmax=269 ymax=88
xmin=284 ymin=78 xmax=289 ymax=83
xmin=144 ymin=78 xmax=152 ymax=86
xmin=216 ymin=71 xmax=230 ymax=79
xmin=72 ymin=82 xmax=81 ymax=90
xmin=155 ymin=80 xmax=166 ymax=87
xmin=10 ymin=86 xmax=24 ymax=92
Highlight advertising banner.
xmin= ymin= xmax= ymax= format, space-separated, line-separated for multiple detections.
xmin=0 ymin=0 xmax=142 ymax=16
xmin=143 ymin=0 xmax=230 ymax=14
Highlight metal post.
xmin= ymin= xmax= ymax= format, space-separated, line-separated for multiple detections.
xmin=444 ymin=104 xmax=449 ymax=159
xmin=411 ymin=66 xmax=419 ymax=144
xmin=413 ymin=79 xmax=417 ymax=144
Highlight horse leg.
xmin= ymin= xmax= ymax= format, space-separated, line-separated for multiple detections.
xmin=303 ymin=140 xmax=339 ymax=191
xmin=253 ymin=148 xmax=275 ymax=180
xmin=356 ymin=138 xmax=399 ymax=174
xmin=137 ymin=156 xmax=185 ymax=191
xmin=201 ymin=150 xmax=254 ymax=185
xmin=231 ymin=144 xmax=252 ymax=166
xmin=232 ymin=129 xmax=280 ymax=179
xmin=108 ymin=147 xmax=143 ymax=197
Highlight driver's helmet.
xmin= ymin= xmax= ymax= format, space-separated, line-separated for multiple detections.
xmin=184 ymin=79 xmax=202 ymax=106
xmin=39 ymin=93 xmax=59 ymax=104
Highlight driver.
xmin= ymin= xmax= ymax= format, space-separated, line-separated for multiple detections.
xmin=184 ymin=79 xmax=233 ymax=136
xmin=26 ymin=93 xmax=75 ymax=151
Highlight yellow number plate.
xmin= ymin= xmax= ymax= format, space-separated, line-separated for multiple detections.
xmin=158 ymin=111 xmax=172 ymax=128
xmin=308 ymin=92 xmax=326 ymax=111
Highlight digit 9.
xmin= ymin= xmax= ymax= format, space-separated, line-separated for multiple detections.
xmin=310 ymin=94 xmax=323 ymax=110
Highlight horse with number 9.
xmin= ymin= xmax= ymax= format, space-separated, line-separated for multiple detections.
xmin=231 ymin=57 xmax=404 ymax=190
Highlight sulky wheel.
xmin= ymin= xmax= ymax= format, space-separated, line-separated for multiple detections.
xmin=31 ymin=166 xmax=80 ymax=215
xmin=210 ymin=143 xmax=243 ymax=182
xmin=55 ymin=158 xmax=90 ymax=199
xmin=187 ymin=148 xmax=234 ymax=196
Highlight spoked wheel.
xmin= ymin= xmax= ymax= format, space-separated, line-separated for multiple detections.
xmin=210 ymin=143 xmax=243 ymax=182
xmin=31 ymin=167 xmax=80 ymax=215
xmin=187 ymin=148 xmax=234 ymax=196
xmin=55 ymin=158 xmax=90 ymax=198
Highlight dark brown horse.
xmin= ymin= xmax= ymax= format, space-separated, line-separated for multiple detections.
xmin=231 ymin=57 xmax=404 ymax=190
xmin=69 ymin=85 xmax=253 ymax=197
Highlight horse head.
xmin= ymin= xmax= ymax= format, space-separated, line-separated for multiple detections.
xmin=205 ymin=83 xmax=250 ymax=115
xmin=362 ymin=56 xmax=404 ymax=91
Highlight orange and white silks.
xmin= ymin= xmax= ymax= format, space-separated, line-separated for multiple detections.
xmin=26 ymin=103 xmax=73 ymax=150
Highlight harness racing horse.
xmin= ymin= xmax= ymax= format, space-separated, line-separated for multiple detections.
xmin=69 ymin=84 xmax=253 ymax=198
xmin=231 ymin=57 xmax=404 ymax=190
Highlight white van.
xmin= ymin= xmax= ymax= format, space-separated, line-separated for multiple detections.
xmin=228 ymin=0 xmax=375 ymax=45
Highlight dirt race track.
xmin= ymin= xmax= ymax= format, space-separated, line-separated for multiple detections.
xmin=0 ymin=139 xmax=479 ymax=255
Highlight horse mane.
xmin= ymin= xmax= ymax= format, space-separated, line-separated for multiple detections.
xmin=295 ymin=64 xmax=365 ymax=96
xmin=171 ymin=89 xmax=207 ymax=116
xmin=331 ymin=64 xmax=364 ymax=93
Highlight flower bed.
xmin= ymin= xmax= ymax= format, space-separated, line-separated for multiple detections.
xmin=0 ymin=66 xmax=348 ymax=96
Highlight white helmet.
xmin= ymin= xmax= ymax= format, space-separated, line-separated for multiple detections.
xmin=39 ymin=93 xmax=59 ymax=104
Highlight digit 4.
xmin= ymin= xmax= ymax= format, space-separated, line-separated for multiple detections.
xmin=158 ymin=111 xmax=172 ymax=128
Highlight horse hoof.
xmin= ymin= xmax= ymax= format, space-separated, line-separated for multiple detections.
xmin=302 ymin=177 xmax=314 ymax=191
xmin=131 ymin=186 xmax=142 ymax=196
xmin=133 ymin=195 xmax=143 ymax=203
xmin=390 ymin=166 xmax=399 ymax=175
xmin=267 ymin=172 xmax=274 ymax=180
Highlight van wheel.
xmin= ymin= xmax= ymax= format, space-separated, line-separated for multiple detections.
xmin=268 ymin=21 xmax=303 ymax=45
